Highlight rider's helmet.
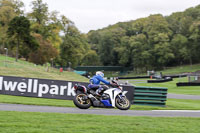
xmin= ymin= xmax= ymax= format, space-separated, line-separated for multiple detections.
xmin=96 ymin=71 xmax=104 ymax=78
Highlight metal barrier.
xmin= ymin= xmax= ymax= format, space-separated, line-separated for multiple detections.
xmin=133 ymin=86 xmax=168 ymax=106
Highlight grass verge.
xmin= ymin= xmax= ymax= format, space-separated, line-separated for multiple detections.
xmin=0 ymin=111 xmax=200 ymax=133
xmin=0 ymin=55 xmax=88 ymax=82
xmin=119 ymin=63 xmax=200 ymax=77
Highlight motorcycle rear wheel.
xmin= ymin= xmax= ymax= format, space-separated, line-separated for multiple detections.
xmin=73 ymin=93 xmax=91 ymax=109
xmin=115 ymin=95 xmax=131 ymax=110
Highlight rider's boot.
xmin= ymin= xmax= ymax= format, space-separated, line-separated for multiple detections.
xmin=95 ymin=88 xmax=103 ymax=97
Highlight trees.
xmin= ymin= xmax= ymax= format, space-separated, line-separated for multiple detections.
xmin=0 ymin=0 xmax=96 ymax=67
xmin=86 ymin=5 xmax=200 ymax=72
xmin=7 ymin=16 xmax=38 ymax=61
xmin=81 ymin=50 xmax=101 ymax=66
xmin=59 ymin=25 xmax=90 ymax=67
xmin=128 ymin=34 xmax=152 ymax=71
xmin=28 ymin=0 xmax=48 ymax=25
xmin=27 ymin=0 xmax=91 ymax=66
xmin=170 ymin=34 xmax=188 ymax=65
xmin=29 ymin=34 xmax=57 ymax=65
xmin=28 ymin=0 xmax=51 ymax=39
xmin=28 ymin=0 xmax=62 ymax=50
xmin=97 ymin=27 xmax=126 ymax=66
xmin=188 ymin=21 xmax=200 ymax=64
xmin=0 ymin=0 xmax=24 ymax=49
xmin=1 ymin=0 xmax=200 ymax=70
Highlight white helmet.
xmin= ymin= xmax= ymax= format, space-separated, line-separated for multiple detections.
xmin=96 ymin=71 xmax=104 ymax=78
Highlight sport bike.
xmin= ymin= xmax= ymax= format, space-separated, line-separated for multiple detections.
xmin=73 ymin=80 xmax=131 ymax=110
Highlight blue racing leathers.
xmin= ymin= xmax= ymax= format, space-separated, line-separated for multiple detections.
xmin=88 ymin=75 xmax=110 ymax=95
xmin=90 ymin=75 xmax=110 ymax=85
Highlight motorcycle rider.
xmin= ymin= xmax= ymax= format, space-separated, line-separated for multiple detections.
xmin=88 ymin=71 xmax=113 ymax=96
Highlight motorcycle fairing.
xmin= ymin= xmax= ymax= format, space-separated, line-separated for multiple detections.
xmin=103 ymin=88 xmax=121 ymax=107
xmin=100 ymin=99 xmax=112 ymax=107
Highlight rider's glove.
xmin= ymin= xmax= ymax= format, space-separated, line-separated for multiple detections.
xmin=110 ymin=82 xmax=117 ymax=87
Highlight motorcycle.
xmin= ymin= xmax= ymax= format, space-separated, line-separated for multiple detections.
xmin=73 ymin=80 xmax=131 ymax=110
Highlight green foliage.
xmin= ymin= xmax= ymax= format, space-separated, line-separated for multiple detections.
xmin=0 ymin=0 xmax=24 ymax=49
xmin=26 ymin=0 xmax=94 ymax=67
xmin=28 ymin=34 xmax=58 ymax=65
xmin=29 ymin=0 xmax=48 ymax=25
xmin=7 ymin=16 xmax=30 ymax=37
xmin=81 ymin=50 xmax=101 ymax=66
xmin=28 ymin=3 xmax=62 ymax=50
xmin=7 ymin=16 xmax=38 ymax=61
xmin=87 ymin=4 xmax=200 ymax=72
xmin=47 ymin=11 xmax=62 ymax=50
xmin=59 ymin=25 xmax=91 ymax=67
xmin=98 ymin=27 xmax=126 ymax=65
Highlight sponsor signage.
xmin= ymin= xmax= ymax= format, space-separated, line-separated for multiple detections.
xmin=0 ymin=75 xmax=134 ymax=101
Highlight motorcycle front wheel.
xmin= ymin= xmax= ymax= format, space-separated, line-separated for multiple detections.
xmin=73 ymin=93 xmax=91 ymax=109
xmin=115 ymin=95 xmax=131 ymax=110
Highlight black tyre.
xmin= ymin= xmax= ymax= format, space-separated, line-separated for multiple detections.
xmin=115 ymin=95 xmax=131 ymax=110
xmin=73 ymin=93 xmax=91 ymax=109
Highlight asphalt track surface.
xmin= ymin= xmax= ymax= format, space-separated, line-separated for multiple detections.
xmin=167 ymin=93 xmax=200 ymax=100
xmin=0 ymin=103 xmax=200 ymax=117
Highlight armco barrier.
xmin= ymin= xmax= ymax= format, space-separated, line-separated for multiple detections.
xmin=118 ymin=76 xmax=150 ymax=79
xmin=177 ymin=82 xmax=200 ymax=86
xmin=133 ymin=86 xmax=168 ymax=106
xmin=147 ymin=77 xmax=173 ymax=83
xmin=118 ymin=74 xmax=187 ymax=80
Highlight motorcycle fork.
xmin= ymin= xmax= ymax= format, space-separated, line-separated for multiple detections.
xmin=118 ymin=94 xmax=126 ymax=103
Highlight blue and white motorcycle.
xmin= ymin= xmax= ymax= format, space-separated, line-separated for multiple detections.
xmin=73 ymin=81 xmax=131 ymax=110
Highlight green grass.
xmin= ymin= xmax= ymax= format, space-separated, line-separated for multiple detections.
xmin=0 ymin=111 xmax=200 ymax=133
xmin=1 ymin=94 xmax=200 ymax=110
xmin=118 ymin=63 xmax=200 ymax=77
xmin=129 ymin=77 xmax=200 ymax=95
xmin=166 ymin=99 xmax=200 ymax=110
xmin=0 ymin=55 xmax=88 ymax=82
xmin=0 ymin=95 xmax=74 ymax=107
xmin=161 ymin=64 xmax=200 ymax=75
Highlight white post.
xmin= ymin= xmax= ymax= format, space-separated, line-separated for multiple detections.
xmin=4 ymin=48 xmax=8 ymax=67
